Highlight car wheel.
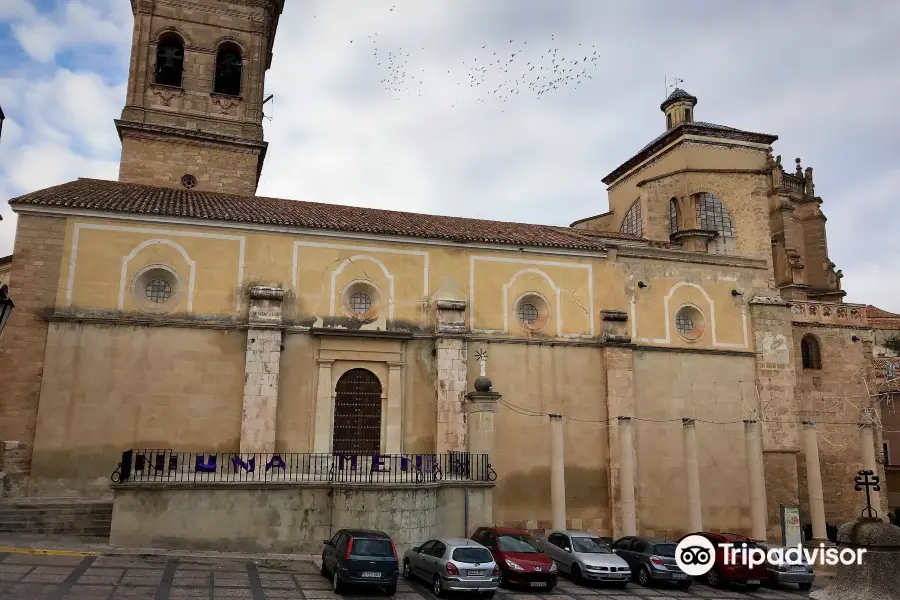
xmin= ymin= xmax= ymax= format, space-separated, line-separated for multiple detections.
xmin=403 ymin=560 xmax=412 ymax=581
xmin=433 ymin=575 xmax=445 ymax=598
xmin=706 ymin=567 xmax=721 ymax=588
xmin=571 ymin=563 xmax=583 ymax=584
xmin=320 ymin=555 xmax=328 ymax=578
xmin=638 ymin=566 xmax=652 ymax=587
xmin=798 ymin=582 xmax=812 ymax=591
xmin=332 ymin=569 xmax=343 ymax=593
xmin=677 ymin=580 xmax=692 ymax=589
xmin=385 ymin=584 xmax=397 ymax=596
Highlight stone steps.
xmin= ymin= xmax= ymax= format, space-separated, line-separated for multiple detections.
xmin=0 ymin=498 xmax=113 ymax=537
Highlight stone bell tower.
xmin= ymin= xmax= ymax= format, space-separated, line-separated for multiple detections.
xmin=116 ymin=0 xmax=284 ymax=195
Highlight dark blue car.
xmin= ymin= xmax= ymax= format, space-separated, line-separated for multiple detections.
xmin=321 ymin=528 xmax=399 ymax=595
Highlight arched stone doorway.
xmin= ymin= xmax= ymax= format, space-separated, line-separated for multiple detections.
xmin=333 ymin=368 xmax=383 ymax=454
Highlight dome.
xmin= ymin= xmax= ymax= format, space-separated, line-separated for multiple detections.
xmin=660 ymin=88 xmax=698 ymax=111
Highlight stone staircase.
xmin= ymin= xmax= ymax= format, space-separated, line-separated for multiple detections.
xmin=0 ymin=498 xmax=113 ymax=537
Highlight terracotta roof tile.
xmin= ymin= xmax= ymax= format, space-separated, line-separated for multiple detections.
xmin=867 ymin=305 xmax=900 ymax=330
xmin=7 ymin=178 xmax=647 ymax=251
xmin=0 ymin=255 xmax=11 ymax=266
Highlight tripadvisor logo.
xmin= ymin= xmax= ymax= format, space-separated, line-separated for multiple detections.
xmin=675 ymin=535 xmax=866 ymax=576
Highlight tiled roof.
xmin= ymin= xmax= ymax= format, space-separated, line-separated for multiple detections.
xmin=602 ymin=121 xmax=778 ymax=186
xmin=660 ymin=88 xmax=697 ymax=110
xmin=7 ymin=178 xmax=648 ymax=251
xmin=867 ymin=305 xmax=900 ymax=330
xmin=0 ymin=255 xmax=11 ymax=266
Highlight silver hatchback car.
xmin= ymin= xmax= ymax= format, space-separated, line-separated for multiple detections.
xmin=543 ymin=530 xmax=631 ymax=586
xmin=403 ymin=537 xmax=500 ymax=597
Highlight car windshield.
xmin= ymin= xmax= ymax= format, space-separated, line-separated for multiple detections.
xmin=572 ymin=537 xmax=612 ymax=554
xmin=452 ymin=547 xmax=493 ymax=564
xmin=653 ymin=544 xmax=677 ymax=557
xmin=351 ymin=538 xmax=394 ymax=557
xmin=498 ymin=534 xmax=541 ymax=554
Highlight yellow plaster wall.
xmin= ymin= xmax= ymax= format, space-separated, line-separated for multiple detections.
xmin=29 ymin=322 xmax=246 ymax=496
xmin=469 ymin=343 xmax=610 ymax=531
xmin=633 ymin=350 xmax=758 ymax=537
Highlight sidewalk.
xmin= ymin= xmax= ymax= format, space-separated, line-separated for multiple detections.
xmin=0 ymin=532 xmax=318 ymax=564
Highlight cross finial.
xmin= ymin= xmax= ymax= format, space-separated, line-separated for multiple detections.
xmin=854 ymin=469 xmax=881 ymax=519
xmin=475 ymin=348 xmax=488 ymax=377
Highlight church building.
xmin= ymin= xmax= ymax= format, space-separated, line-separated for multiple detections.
xmin=0 ymin=0 xmax=889 ymax=548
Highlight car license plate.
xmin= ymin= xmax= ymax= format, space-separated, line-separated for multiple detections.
xmin=747 ymin=579 xmax=761 ymax=585
xmin=361 ymin=572 xmax=381 ymax=578
xmin=468 ymin=570 xmax=485 ymax=576
xmin=529 ymin=582 xmax=547 ymax=588
xmin=791 ymin=565 xmax=807 ymax=572
xmin=673 ymin=574 xmax=687 ymax=579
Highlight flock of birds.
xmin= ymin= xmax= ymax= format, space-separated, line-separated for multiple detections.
xmin=347 ymin=5 xmax=601 ymax=109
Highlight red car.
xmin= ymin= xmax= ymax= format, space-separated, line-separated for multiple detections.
xmin=471 ymin=527 xmax=558 ymax=590
xmin=679 ymin=532 xmax=767 ymax=590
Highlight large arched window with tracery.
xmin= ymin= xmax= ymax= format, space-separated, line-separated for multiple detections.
xmin=695 ymin=192 xmax=736 ymax=255
xmin=620 ymin=199 xmax=642 ymax=236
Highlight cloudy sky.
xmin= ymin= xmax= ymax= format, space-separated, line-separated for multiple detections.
xmin=1 ymin=0 xmax=899 ymax=309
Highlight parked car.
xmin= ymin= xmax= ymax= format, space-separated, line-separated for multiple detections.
xmin=609 ymin=536 xmax=691 ymax=588
xmin=757 ymin=542 xmax=814 ymax=591
xmin=543 ymin=530 xmax=630 ymax=587
xmin=321 ymin=529 xmax=399 ymax=595
xmin=678 ymin=532 xmax=767 ymax=589
xmin=471 ymin=526 xmax=558 ymax=590
xmin=403 ymin=537 xmax=500 ymax=597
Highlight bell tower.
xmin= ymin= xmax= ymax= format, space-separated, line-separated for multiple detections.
xmin=116 ymin=0 xmax=284 ymax=195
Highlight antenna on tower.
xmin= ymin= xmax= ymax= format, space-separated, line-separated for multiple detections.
xmin=262 ymin=94 xmax=275 ymax=121
xmin=669 ymin=76 xmax=684 ymax=90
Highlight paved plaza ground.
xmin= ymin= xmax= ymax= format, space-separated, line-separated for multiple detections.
xmin=0 ymin=551 xmax=819 ymax=600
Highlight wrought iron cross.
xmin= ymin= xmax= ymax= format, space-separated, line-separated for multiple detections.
xmin=854 ymin=469 xmax=881 ymax=519
xmin=475 ymin=348 xmax=488 ymax=377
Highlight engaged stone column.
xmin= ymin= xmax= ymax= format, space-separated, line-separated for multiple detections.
xmin=618 ymin=416 xmax=637 ymax=536
xmin=465 ymin=384 xmax=499 ymax=529
xmin=385 ymin=363 xmax=403 ymax=454
xmin=435 ymin=300 xmax=468 ymax=455
xmin=239 ymin=286 xmax=284 ymax=454
xmin=858 ymin=419 xmax=882 ymax=515
xmin=549 ymin=414 xmax=566 ymax=531
xmin=682 ymin=418 xmax=703 ymax=532
xmin=313 ymin=359 xmax=334 ymax=453
xmin=802 ymin=421 xmax=828 ymax=542
xmin=744 ymin=419 xmax=768 ymax=541
xmin=604 ymin=344 xmax=636 ymax=538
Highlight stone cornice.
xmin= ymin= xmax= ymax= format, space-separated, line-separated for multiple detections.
xmin=615 ymin=246 xmax=768 ymax=270
xmin=115 ymin=119 xmax=268 ymax=151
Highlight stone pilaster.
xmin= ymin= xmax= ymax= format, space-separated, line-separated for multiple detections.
xmin=749 ymin=296 xmax=800 ymax=540
xmin=549 ymin=414 xmax=566 ymax=531
xmin=604 ymin=345 xmax=637 ymax=537
xmin=465 ymin=388 xmax=499 ymax=528
xmin=313 ymin=359 xmax=334 ymax=453
xmin=744 ymin=419 xmax=769 ymax=541
xmin=858 ymin=420 xmax=882 ymax=517
xmin=239 ymin=286 xmax=284 ymax=454
xmin=801 ymin=421 xmax=828 ymax=542
xmin=386 ymin=362 xmax=403 ymax=454
xmin=682 ymin=418 xmax=703 ymax=532
xmin=435 ymin=300 xmax=468 ymax=455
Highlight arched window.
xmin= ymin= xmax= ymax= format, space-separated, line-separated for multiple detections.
xmin=214 ymin=43 xmax=243 ymax=96
xmin=695 ymin=192 xmax=736 ymax=255
xmin=801 ymin=335 xmax=822 ymax=370
xmin=155 ymin=33 xmax=185 ymax=87
xmin=668 ymin=198 xmax=678 ymax=234
xmin=620 ymin=199 xmax=642 ymax=236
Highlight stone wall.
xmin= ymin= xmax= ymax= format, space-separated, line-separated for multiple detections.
xmin=118 ymin=135 xmax=262 ymax=195
xmin=0 ymin=215 xmax=67 ymax=497
xmin=109 ymin=482 xmax=493 ymax=554
xmin=29 ymin=322 xmax=246 ymax=497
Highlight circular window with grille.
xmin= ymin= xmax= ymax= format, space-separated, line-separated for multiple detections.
xmin=341 ymin=281 xmax=382 ymax=321
xmin=514 ymin=293 xmax=550 ymax=333
xmin=674 ymin=305 xmax=705 ymax=342
xmin=131 ymin=265 xmax=181 ymax=313
xmin=180 ymin=174 xmax=197 ymax=189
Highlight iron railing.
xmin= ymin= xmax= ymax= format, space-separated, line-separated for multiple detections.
xmin=112 ymin=450 xmax=496 ymax=484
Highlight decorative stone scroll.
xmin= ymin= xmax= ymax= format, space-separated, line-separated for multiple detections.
xmin=789 ymin=300 xmax=868 ymax=326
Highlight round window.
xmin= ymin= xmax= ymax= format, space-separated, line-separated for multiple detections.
xmin=180 ymin=174 xmax=197 ymax=189
xmin=131 ymin=265 xmax=180 ymax=313
xmin=514 ymin=293 xmax=550 ymax=332
xmin=341 ymin=281 xmax=381 ymax=321
xmin=674 ymin=305 xmax=705 ymax=341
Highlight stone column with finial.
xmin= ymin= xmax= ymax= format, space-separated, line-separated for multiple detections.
xmin=464 ymin=348 xmax=499 ymax=532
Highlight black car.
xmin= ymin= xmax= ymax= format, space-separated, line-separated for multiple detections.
xmin=610 ymin=536 xmax=691 ymax=588
xmin=321 ymin=529 xmax=399 ymax=595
